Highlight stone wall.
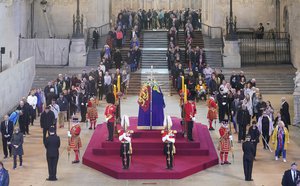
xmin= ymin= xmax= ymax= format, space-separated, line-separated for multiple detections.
xmin=0 ymin=57 xmax=35 ymax=118
xmin=33 ymin=0 xmax=110 ymax=38
xmin=0 ymin=0 xmax=31 ymax=69
xmin=203 ymin=0 xmax=276 ymax=30
xmin=202 ymin=0 xmax=300 ymax=70
xmin=280 ymin=0 xmax=300 ymax=69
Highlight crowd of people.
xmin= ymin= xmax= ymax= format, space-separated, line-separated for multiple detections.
xmin=0 ymin=6 xmax=298 ymax=185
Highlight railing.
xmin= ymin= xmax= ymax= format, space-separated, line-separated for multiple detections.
xmin=239 ymin=32 xmax=291 ymax=66
xmin=201 ymin=23 xmax=224 ymax=46
xmin=236 ymin=28 xmax=290 ymax=40
xmin=86 ymin=23 xmax=111 ymax=51
xmin=201 ymin=23 xmax=225 ymax=66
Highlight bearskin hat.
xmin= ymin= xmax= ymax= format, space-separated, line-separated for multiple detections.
xmin=106 ymin=93 xmax=115 ymax=104
xmin=188 ymin=90 xmax=196 ymax=101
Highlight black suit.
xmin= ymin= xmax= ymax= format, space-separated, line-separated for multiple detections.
xmin=280 ymin=102 xmax=291 ymax=125
xmin=242 ymin=140 xmax=255 ymax=181
xmin=1 ymin=120 xmax=14 ymax=157
xmin=40 ymin=110 xmax=55 ymax=144
xmin=45 ymin=134 xmax=60 ymax=180
xmin=282 ymin=169 xmax=300 ymax=186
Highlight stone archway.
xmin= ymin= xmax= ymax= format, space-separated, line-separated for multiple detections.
xmin=283 ymin=6 xmax=289 ymax=33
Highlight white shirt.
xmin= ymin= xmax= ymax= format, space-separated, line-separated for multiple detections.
xmin=27 ymin=95 xmax=37 ymax=109
xmin=291 ymin=170 xmax=297 ymax=182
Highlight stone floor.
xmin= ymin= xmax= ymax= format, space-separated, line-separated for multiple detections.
xmin=3 ymin=94 xmax=299 ymax=186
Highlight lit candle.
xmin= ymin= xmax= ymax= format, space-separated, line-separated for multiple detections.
xmin=117 ymin=75 xmax=121 ymax=92
xmin=184 ymin=84 xmax=187 ymax=103
xmin=181 ymin=76 xmax=184 ymax=92
xmin=113 ymin=85 xmax=117 ymax=99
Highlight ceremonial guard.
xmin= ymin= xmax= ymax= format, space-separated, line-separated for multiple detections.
xmin=118 ymin=115 xmax=133 ymax=169
xmin=68 ymin=118 xmax=82 ymax=164
xmin=207 ymin=97 xmax=218 ymax=130
xmin=104 ymin=93 xmax=116 ymax=141
xmin=218 ymin=120 xmax=232 ymax=165
xmin=217 ymin=85 xmax=229 ymax=122
xmin=184 ymin=92 xmax=196 ymax=141
xmin=161 ymin=116 xmax=176 ymax=170
xmin=179 ymin=88 xmax=189 ymax=136
xmin=87 ymin=98 xmax=98 ymax=130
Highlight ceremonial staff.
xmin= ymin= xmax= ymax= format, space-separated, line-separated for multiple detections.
xmin=67 ymin=110 xmax=71 ymax=161
xmin=228 ymin=117 xmax=234 ymax=163
xmin=261 ymin=134 xmax=273 ymax=152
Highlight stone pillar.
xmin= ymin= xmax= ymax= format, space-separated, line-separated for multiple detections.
xmin=223 ymin=40 xmax=241 ymax=68
xmin=68 ymin=38 xmax=87 ymax=67
xmin=294 ymin=73 xmax=300 ymax=126
xmin=293 ymin=91 xmax=300 ymax=126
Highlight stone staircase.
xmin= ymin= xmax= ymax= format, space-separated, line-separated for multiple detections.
xmin=127 ymin=31 xmax=177 ymax=96
xmin=86 ymin=35 xmax=107 ymax=66
xmin=32 ymin=67 xmax=84 ymax=89
xmin=203 ymin=35 xmax=223 ymax=68
xmin=223 ymin=65 xmax=296 ymax=94
xmin=140 ymin=31 xmax=168 ymax=69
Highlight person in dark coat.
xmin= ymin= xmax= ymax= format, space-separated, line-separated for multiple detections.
xmin=243 ymin=135 xmax=255 ymax=181
xmin=258 ymin=111 xmax=274 ymax=150
xmin=57 ymin=93 xmax=68 ymax=128
xmin=40 ymin=106 xmax=56 ymax=144
xmin=237 ymin=104 xmax=250 ymax=143
xmin=92 ymin=29 xmax=99 ymax=49
xmin=11 ymin=128 xmax=24 ymax=169
xmin=282 ymin=162 xmax=300 ymax=186
xmin=17 ymin=100 xmax=30 ymax=136
xmin=114 ymin=49 xmax=123 ymax=70
xmin=0 ymin=161 xmax=9 ymax=186
xmin=1 ymin=115 xmax=14 ymax=158
xmin=280 ymin=97 xmax=291 ymax=126
xmin=45 ymin=127 xmax=60 ymax=181
xmin=248 ymin=121 xmax=260 ymax=159
xmin=78 ymin=89 xmax=88 ymax=122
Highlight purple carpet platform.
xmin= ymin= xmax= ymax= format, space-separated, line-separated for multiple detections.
xmin=82 ymin=117 xmax=219 ymax=179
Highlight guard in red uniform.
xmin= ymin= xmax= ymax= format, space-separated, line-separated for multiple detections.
xmin=68 ymin=117 xmax=82 ymax=164
xmin=184 ymin=92 xmax=197 ymax=141
xmin=104 ymin=93 xmax=116 ymax=141
xmin=161 ymin=116 xmax=176 ymax=169
xmin=207 ymin=97 xmax=218 ymax=130
xmin=179 ymin=89 xmax=189 ymax=136
xmin=219 ymin=120 xmax=232 ymax=165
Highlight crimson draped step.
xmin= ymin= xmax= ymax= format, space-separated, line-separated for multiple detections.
xmin=82 ymin=117 xmax=219 ymax=179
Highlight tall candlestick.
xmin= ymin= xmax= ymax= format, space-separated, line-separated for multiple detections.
xmin=181 ymin=76 xmax=184 ymax=92
xmin=117 ymin=75 xmax=121 ymax=92
xmin=113 ymin=85 xmax=117 ymax=99
xmin=184 ymin=84 xmax=187 ymax=103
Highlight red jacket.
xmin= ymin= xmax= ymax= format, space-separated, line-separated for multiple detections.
xmin=184 ymin=101 xmax=197 ymax=121
xmin=104 ymin=104 xmax=116 ymax=122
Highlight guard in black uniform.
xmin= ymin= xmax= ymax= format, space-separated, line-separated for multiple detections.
xmin=45 ymin=127 xmax=60 ymax=181
xmin=242 ymin=135 xmax=255 ymax=181
xmin=247 ymin=121 xmax=260 ymax=159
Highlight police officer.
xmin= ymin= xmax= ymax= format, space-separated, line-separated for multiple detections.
xmin=242 ymin=134 xmax=255 ymax=181
xmin=45 ymin=126 xmax=60 ymax=181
